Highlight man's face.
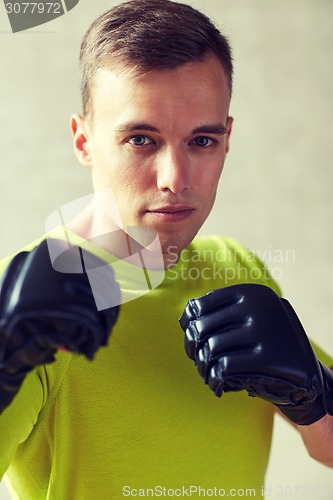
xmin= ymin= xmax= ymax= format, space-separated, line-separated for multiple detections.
xmin=71 ymin=55 xmax=232 ymax=263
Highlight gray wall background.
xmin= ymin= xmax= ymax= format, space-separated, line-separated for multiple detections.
xmin=0 ymin=0 xmax=332 ymax=498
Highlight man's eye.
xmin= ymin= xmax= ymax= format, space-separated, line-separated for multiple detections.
xmin=128 ymin=135 xmax=153 ymax=146
xmin=192 ymin=136 xmax=215 ymax=147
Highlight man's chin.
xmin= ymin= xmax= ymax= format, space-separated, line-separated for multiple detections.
xmin=159 ymin=232 xmax=199 ymax=265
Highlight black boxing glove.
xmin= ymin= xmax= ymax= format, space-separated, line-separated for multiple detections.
xmin=179 ymin=283 xmax=333 ymax=426
xmin=0 ymin=239 xmax=120 ymax=413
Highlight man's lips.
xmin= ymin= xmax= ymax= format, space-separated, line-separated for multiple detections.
xmin=146 ymin=205 xmax=195 ymax=222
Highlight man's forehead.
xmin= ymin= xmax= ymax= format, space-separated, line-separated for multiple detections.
xmin=87 ymin=56 xmax=230 ymax=128
xmin=92 ymin=54 xmax=229 ymax=93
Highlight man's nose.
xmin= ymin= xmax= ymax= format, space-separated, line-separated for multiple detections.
xmin=156 ymin=147 xmax=189 ymax=193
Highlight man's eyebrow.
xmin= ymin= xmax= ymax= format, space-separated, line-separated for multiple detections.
xmin=115 ymin=122 xmax=160 ymax=133
xmin=191 ymin=124 xmax=227 ymax=135
xmin=114 ymin=122 xmax=227 ymax=135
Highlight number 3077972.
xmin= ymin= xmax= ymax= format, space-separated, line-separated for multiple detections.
xmin=5 ymin=3 xmax=62 ymax=15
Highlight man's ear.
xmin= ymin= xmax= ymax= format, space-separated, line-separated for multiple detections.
xmin=70 ymin=114 xmax=93 ymax=167
xmin=225 ymin=116 xmax=233 ymax=154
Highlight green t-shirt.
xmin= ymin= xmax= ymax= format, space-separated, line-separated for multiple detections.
xmin=1 ymin=230 xmax=332 ymax=499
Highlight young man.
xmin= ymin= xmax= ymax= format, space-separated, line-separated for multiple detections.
xmin=0 ymin=0 xmax=332 ymax=498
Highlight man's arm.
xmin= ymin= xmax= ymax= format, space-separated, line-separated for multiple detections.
xmin=293 ymin=366 xmax=333 ymax=467
xmin=276 ymin=372 xmax=333 ymax=468
xmin=298 ymin=411 xmax=333 ymax=467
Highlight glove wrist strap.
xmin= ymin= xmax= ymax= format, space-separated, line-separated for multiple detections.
xmin=277 ymin=361 xmax=333 ymax=426
xmin=277 ymin=397 xmax=327 ymax=426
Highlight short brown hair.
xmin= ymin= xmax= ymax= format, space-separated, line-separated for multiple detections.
xmin=79 ymin=0 xmax=233 ymax=118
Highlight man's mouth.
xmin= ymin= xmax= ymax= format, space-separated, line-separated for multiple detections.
xmin=146 ymin=205 xmax=195 ymax=222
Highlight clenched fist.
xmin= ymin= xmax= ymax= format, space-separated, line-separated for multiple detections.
xmin=179 ymin=284 xmax=333 ymax=425
xmin=0 ymin=239 xmax=120 ymax=413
